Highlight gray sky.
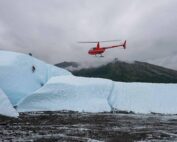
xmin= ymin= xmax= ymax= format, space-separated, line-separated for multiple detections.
xmin=0 ymin=0 xmax=177 ymax=69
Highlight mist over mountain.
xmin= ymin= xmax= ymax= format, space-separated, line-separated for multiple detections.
xmin=56 ymin=59 xmax=177 ymax=83
xmin=0 ymin=1 xmax=177 ymax=70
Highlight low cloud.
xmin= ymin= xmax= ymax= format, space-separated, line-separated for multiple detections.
xmin=0 ymin=0 xmax=177 ymax=69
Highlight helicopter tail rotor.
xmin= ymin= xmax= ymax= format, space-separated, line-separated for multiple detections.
xmin=123 ymin=40 xmax=127 ymax=49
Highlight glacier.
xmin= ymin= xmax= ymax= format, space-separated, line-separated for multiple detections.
xmin=17 ymin=76 xmax=177 ymax=114
xmin=17 ymin=76 xmax=112 ymax=112
xmin=0 ymin=51 xmax=71 ymax=106
xmin=1 ymin=50 xmax=177 ymax=117
xmin=109 ymin=82 xmax=177 ymax=114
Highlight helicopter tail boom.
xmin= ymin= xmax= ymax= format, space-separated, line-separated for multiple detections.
xmin=102 ymin=40 xmax=127 ymax=49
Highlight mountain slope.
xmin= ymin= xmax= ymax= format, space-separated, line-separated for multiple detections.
xmin=71 ymin=60 xmax=177 ymax=83
xmin=55 ymin=61 xmax=79 ymax=68
xmin=55 ymin=61 xmax=81 ymax=71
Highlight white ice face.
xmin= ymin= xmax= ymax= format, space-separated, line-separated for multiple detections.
xmin=1 ymin=51 xmax=177 ymax=114
xmin=18 ymin=75 xmax=177 ymax=114
xmin=17 ymin=76 xmax=112 ymax=112
xmin=109 ymin=82 xmax=177 ymax=114
xmin=0 ymin=51 xmax=71 ymax=105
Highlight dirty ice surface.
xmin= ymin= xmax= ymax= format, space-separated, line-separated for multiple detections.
xmin=1 ymin=51 xmax=177 ymax=117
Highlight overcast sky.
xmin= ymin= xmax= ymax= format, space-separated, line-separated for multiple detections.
xmin=0 ymin=0 xmax=177 ymax=69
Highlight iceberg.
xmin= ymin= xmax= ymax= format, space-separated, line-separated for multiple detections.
xmin=1 ymin=50 xmax=177 ymax=114
xmin=0 ymin=88 xmax=19 ymax=117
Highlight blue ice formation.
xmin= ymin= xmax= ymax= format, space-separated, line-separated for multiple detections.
xmin=1 ymin=50 xmax=177 ymax=117
xmin=0 ymin=51 xmax=71 ymax=106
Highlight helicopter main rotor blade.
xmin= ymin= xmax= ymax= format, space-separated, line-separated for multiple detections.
xmin=99 ymin=39 xmax=121 ymax=42
xmin=78 ymin=41 xmax=98 ymax=43
xmin=78 ymin=39 xmax=121 ymax=43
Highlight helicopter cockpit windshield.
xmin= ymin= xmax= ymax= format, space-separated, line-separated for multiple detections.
xmin=91 ymin=47 xmax=96 ymax=50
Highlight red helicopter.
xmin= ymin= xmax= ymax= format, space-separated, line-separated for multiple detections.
xmin=79 ymin=40 xmax=127 ymax=57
